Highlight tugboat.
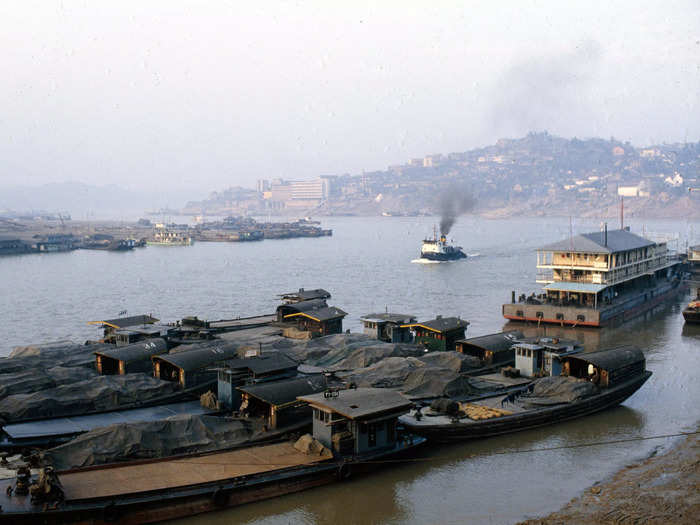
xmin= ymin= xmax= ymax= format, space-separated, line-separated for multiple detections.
xmin=416 ymin=227 xmax=467 ymax=262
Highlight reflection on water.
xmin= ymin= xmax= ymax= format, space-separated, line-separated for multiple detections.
xmin=1 ymin=216 xmax=699 ymax=524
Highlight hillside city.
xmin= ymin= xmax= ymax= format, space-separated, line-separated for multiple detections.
xmin=182 ymin=132 xmax=700 ymax=220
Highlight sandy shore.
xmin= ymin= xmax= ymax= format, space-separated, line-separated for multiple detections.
xmin=519 ymin=429 xmax=700 ymax=525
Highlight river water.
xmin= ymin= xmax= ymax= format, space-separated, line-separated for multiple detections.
xmin=1 ymin=216 xmax=699 ymax=524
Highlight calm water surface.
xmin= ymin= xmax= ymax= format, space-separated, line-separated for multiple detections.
xmin=1 ymin=216 xmax=698 ymax=524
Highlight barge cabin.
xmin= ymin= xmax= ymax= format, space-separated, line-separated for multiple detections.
xmin=94 ymin=338 xmax=168 ymax=375
xmin=298 ymin=387 xmax=414 ymax=456
xmin=503 ymin=227 xmax=683 ymax=327
xmin=402 ymin=316 xmax=469 ymax=352
xmin=513 ymin=339 xmax=582 ymax=378
xmin=360 ymin=313 xmax=416 ymax=343
xmin=216 ymin=353 xmax=299 ymax=408
xmin=456 ymin=330 xmax=524 ymax=366
xmin=152 ymin=344 xmax=240 ymax=388
xmin=88 ymin=314 xmax=159 ymax=344
xmin=279 ymin=300 xmax=347 ymax=338
xmin=235 ymin=375 xmax=328 ymax=431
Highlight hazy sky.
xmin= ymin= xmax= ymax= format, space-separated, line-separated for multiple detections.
xmin=1 ymin=1 xmax=698 ymax=194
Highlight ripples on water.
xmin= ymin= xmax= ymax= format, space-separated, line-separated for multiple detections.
xmin=1 ymin=216 xmax=698 ymax=524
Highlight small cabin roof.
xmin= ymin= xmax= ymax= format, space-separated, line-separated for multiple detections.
xmin=402 ymin=316 xmax=469 ymax=333
xmin=360 ymin=313 xmax=416 ymax=324
xmin=285 ymin=306 xmax=347 ymax=323
xmin=539 ymin=229 xmax=655 ymax=255
xmin=298 ymin=388 xmax=412 ymax=420
xmin=88 ymin=314 xmax=159 ymax=330
xmin=278 ymin=299 xmax=328 ymax=314
xmin=222 ymin=352 xmax=298 ymax=375
xmin=514 ymin=343 xmax=544 ymax=351
xmin=152 ymin=344 xmax=240 ymax=372
xmin=457 ymin=330 xmax=523 ymax=352
xmin=567 ymin=346 xmax=645 ymax=371
xmin=94 ymin=338 xmax=168 ymax=363
xmin=279 ymin=288 xmax=331 ymax=302
xmin=238 ymin=375 xmax=327 ymax=408
xmin=544 ymin=282 xmax=607 ymax=294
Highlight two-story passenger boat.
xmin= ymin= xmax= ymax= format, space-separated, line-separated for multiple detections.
xmin=502 ymin=227 xmax=684 ymax=327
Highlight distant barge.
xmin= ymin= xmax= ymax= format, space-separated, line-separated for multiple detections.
xmin=503 ymin=227 xmax=685 ymax=327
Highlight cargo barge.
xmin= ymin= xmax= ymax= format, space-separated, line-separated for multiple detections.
xmin=400 ymin=346 xmax=651 ymax=442
xmin=502 ymin=227 xmax=685 ymax=327
xmin=0 ymin=388 xmax=425 ymax=524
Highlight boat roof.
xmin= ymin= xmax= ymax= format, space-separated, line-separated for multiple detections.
xmin=152 ymin=344 xmax=240 ymax=372
xmin=567 ymin=346 xmax=645 ymax=371
xmin=360 ymin=313 xmax=416 ymax=324
xmin=402 ymin=316 xmax=469 ymax=333
xmin=221 ymin=352 xmax=299 ymax=375
xmin=279 ymin=288 xmax=331 ymax=301
xmin=278 ymin=298 xmax=328 ymax=313
xmin=94 ymin=338 xmax=168 ymax=363
xmin=539 ymin=229 xmax=655 ymax=254
xmin=298 ymin=387 xmax=412 ymax=420
xmin=285 ymin=306 xmax=347 ymax=322
xmin=238 ymin=375 xmax=327 ymax=407
xmin=87 ymin=314 xmax=159 ymax=329
xmin=544 ymin=282 xmax=607 ymax=294
xmin=457 ymin=330 xmax=523 ymax=352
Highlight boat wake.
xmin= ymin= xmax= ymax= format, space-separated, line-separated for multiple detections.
xmin=411 ymin=257 xmax=470 ymax=264
xmin=411 ymin=258 xmax=442 ymax=264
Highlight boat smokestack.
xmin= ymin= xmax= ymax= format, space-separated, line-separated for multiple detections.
xmin=604 ymin=222 xmax=608 ymax=247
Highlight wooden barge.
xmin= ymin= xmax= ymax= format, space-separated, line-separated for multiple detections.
xmin=400 ymin=347 xmax=651 ymax=442
xmin=682 ymin=298 xmax=700 ymax=324
xmin=0 ymin=388 xmax=424 ymax=524
xmin=503 ymin=227 xmax=684 ymax=327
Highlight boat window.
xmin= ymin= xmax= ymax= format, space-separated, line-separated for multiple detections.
xmin=368 ymin=423 xmax=377 ymax=447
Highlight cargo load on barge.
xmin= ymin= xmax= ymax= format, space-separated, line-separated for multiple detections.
xmin=502 ymin=226 xmax=685 ymax=327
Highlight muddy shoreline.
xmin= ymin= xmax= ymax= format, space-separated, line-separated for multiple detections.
xmin=518 ymin=427 xmax=700 ymax=525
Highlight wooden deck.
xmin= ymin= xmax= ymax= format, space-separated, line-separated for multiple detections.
xmin=60 ymin=442 xmax=329 ymax=501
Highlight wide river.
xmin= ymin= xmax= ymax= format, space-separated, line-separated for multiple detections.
xmin=1 ymin=216 xmax=699 ymax=524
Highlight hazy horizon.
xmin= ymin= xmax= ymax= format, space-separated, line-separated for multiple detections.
xmin=1 ymin=1 xmax=698 ymax=198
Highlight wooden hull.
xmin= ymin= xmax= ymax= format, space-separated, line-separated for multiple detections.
xmin=402 ymin=372 xmax=651 ymax=442
xmin=0 ymin=440 xmax=425 ymax=524
xmin=683 ymin=309 xmax=700 ymax=324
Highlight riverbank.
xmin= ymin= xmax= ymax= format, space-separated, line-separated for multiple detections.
xmin=519 ymin=427 xmax=700 ymax=525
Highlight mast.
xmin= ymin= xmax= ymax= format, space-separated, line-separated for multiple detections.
xmin=620 ymin=196 xmax=624 ymax=230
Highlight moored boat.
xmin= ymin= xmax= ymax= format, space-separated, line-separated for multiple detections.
xmin=503 ymin=227 xmax=684 ymax=327
xmin=400 ymin=346 xmax=651 ymax=442
xmin=0 ymin=388 xmax=425 ymax=524
xmin=682 ymin=298 xmax=700 ymax=324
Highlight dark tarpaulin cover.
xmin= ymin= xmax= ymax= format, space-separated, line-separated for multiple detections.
xmin=0 ymin=374 xmax=178 ymax=422
xmin=42 ymin=414 xmax=254 ymax=470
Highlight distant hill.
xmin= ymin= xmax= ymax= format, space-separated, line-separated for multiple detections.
xmin=183 ymin=132 xmax=700 ymax=219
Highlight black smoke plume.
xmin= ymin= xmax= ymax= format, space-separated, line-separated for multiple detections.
xmin=438 ymin=186 xmax=475 ymax=235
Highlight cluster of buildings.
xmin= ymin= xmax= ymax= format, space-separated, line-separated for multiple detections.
xmin=183 ymin=133 xmax=699 ymax=217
